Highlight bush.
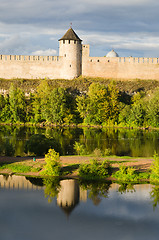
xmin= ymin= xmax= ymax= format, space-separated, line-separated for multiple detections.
xmin=93 ymin=148 xmax=102 ymax=157
xmin=112 ymin=165 xmax=150 ymax=182
xmin=150 ymin=154 xmax=159 ymax=182
xmin=112 ymin=165 xmax=138 ymax=182
xmin=41 ymin=149 xmax=61 ymax=176
xmin=79 ymin=159 xmax=111 ymax=179
xmin=73 ymin=141 xmax=87 ymax=155
xmin=104 ymin=148 xmax=111 ymax=156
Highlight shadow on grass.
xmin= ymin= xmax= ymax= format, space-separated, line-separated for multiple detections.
xmin=62 ymin=164 xmax=80 ymax=175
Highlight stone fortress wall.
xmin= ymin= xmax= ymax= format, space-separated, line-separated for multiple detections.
xmin=1 ymin=27 xmax=159 ymax=80
xmin=82 ymin=44 xmax=159 ymax=80
xmin=0 ymin=54 xmax=63 ymax=79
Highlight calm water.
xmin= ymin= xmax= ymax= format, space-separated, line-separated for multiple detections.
xmin=1 ymin=125 xmax=159 ymax=157
xmin=0 ymin=175 xmax=159 ymax=240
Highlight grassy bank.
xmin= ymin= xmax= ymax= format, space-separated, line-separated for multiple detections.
xmin=1 ymin=77 xmax=159 ymax=94
xmin=0 ymin=155 xmax=154 ymax=183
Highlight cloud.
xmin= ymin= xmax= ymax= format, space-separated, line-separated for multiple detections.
xmin=0 ymin=0 xmax=158 ymax=57
xmin=31 ymin=49 xmax=57 ymax=56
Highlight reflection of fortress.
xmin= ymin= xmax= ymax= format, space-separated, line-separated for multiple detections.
xmin=0 ymin=175 xmax=43 ymax=190
xmin=0 ymin=175 xmax=153 ymax=215
xmin=0 ymin=27 xmax=159 ymax=80
xmin=57 ymin=179 xmax=87 ymax=216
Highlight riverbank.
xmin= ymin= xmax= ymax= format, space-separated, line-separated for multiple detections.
xmin=0 ymin=155 xmax=153 ymax=180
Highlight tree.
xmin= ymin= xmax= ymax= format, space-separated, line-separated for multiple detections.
xmin=9 ymin=84 xmax=26 ymax=122
xmin=76 ymin=82 xmax=119 ymax=125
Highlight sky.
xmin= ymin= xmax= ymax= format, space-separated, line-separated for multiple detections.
xmin=0 ymin=0 xmax=159 ymax=57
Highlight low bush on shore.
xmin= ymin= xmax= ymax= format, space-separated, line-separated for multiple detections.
xmin=78 ymin=159 xmax=111 ymax=180
xmin=40 ymin=149 xmax=62 ymax=177
xmin=112 ymin=165 xmax=150 ymax=183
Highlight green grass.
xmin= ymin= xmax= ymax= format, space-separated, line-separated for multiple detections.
xmin=0 ymin=162 xmax=42 ymax=173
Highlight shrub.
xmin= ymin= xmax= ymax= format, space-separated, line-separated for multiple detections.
xmin=103 ymin=148 xmax=111 ymax=156
xmin=73 ymin=141 xmax=87 ymax=155
xmin=112 ymin=165 xmax=138 ymax=182
xmin=93 ymin=148 xmax=102 ymax=157
xmin=41 ymin=149 xmax=61 ymax=176
xmin=150 ymin=154 xmax=159 ymax=182
xmin=79 ymin=159 xmax=111 ymax=179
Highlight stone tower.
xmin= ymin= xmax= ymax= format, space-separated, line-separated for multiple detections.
xmin=59 ymin=27 xmax=82 ymax=79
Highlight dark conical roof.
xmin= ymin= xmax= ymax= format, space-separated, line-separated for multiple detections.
xmin=59 ymin=28 xmax=82 ymax=41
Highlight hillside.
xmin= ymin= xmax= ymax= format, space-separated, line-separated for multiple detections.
xmin=1 ymin=77 xmax=159 ymax=95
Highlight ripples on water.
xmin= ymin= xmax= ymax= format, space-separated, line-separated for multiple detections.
xmin=0 ymin=175 xmax=159 ymax=240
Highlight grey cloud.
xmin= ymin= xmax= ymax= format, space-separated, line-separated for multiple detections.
xmin=0 ymin=0 xmax=159 ymax=57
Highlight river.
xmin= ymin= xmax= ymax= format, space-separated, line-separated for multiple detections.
xmin=0 ymin=175 xmax=158 ymax=240
xmin=0 ymin=125 xmax=159 ymax=157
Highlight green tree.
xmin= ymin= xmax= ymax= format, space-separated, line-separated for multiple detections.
xmin=9 ymin=84 xmax=26 ymax=122
xmin=48 ymin=87 xmax=67 ymax=123
xmin=76 ymin=83 xmax=119 ymax=125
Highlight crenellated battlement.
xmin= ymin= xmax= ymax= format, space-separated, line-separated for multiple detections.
xmin=86 ymin=56 xmax=159 ymax=64
xmin=0 ymin=54 xmax=61 ymax=62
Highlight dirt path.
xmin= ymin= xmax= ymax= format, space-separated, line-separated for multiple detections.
xmin=0 ymin=155 xmax=154 ymax=172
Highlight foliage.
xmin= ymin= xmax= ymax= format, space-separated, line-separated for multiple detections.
xmin=24 ymin=134 xmax=61 ymax=156
xmin=80 ymin=180 xmax=111 ymax=204
xmin=79 ymin=159 xmax=111 ymax=179
xmin=43 ymin=177 xmax=61 ymax=203
xmin=9 ymin=84 xmax=26 ymax=122
xmin=150 ymin=185 xmax=159 ymax=209
xmin=93 ymin=148 xmax=102 ymax=157
xmin=73 ymin=141 xmax=87 ymax=155
xmin=1 ymin=81 xmax=159 ymax=128
xmin=150 ymin=154 xmax=159 ymax=182
xmin=112 ymin=165 xmax=150 ymax=182
xmin=118 ymin=183 xmax=135 ymax=194
xmin=104 ymin=148 xmax=111 ymax=156
xmin=4 ymin=139 xmax=15 ymax=156
xmin=0 ymin=139 xmax=15 ymax=156
xmin=41 ymin=149 xmax=61 ymax=176
xmin=76 ymin=82 xmax=119 ymax=125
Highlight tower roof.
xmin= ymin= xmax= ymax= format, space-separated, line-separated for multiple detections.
xmin=59 ymin=28 xmax=82 ymax=41
xmin=106 ymin=49 xmax=119 ymax=57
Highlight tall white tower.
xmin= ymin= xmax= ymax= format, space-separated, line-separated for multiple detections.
xmin=59 ymin=27 xmax=82 ymax=79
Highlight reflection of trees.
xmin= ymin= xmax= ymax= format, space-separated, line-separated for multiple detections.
xmin=24 ymin=134 xmax=62 ymax=156
xmin=150 ymin=185 xmax=159 ymax=210
xmin=43 ymin=178 xmax=61 ymax=203
xmin=1 ymin=125 xmax=159 ymax=157
xmin=26 ymin=177 xmax=44 ymax=187
xmin=80 ymin=180 xmax=111 ymax=205
xmin=118 ymin=183 xmax=135 ymax=194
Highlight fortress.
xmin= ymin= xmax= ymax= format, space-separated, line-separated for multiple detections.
xmin=1 ymin=27 xmax=159 ymax=80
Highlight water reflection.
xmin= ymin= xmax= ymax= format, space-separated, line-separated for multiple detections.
xmin=57 ymin=179 xmax=80 ymax=216
xmin=1 ymin=125 xmax=159 ymax=157
xmin=0 ymin=175 xmax=44 ymax=190
xmin=0 ymin=174 xmax=159 ymax=212
xmin=0 ymin=175 xmax=159 ymax=240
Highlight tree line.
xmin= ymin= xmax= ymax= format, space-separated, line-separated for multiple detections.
xmin=0 ymin=81 xmax=159 ymax=128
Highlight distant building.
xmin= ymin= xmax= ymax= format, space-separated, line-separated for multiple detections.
xmin=0 ymin=27 xmax=159 ymax=80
